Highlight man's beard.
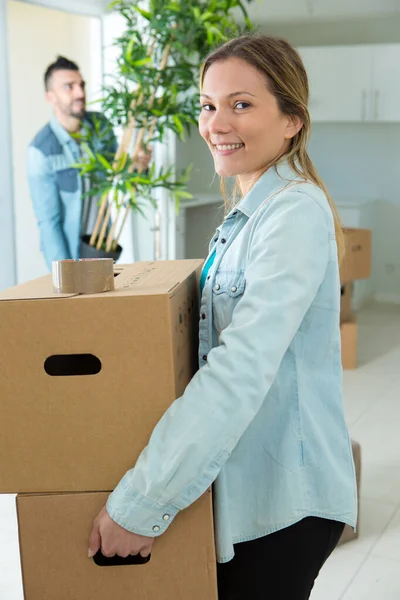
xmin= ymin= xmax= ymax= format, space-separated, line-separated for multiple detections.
xmin=69 ymin=107 xmax=86 ymax=119
xmin=66 ymin=100 xmax=86 ymax=119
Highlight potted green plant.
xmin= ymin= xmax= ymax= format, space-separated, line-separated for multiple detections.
xmin=74 ymin=0 xmax=253 ymax=260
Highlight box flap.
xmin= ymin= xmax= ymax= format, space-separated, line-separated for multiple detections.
xmin=102 ymin=259 xmax=203 ymax=298
xmin=0 ymin=260 xmax=204 ymax=301
xmin=0 ymin=275 xmax=77 ymax=300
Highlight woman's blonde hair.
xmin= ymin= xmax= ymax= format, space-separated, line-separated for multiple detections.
xmin=200 ymin=34 xmax=344 ymax=263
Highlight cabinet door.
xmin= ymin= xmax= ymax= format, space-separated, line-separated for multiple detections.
xmin=298 ymin=46 xmax=373 ymax=122
xmin=371 ymin=45 xmax=400 ymax=122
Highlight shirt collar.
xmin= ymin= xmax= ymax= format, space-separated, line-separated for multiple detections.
xmin=50 ymin=114 xmax=91 ymax=147
xmin=49 ymin=116 xmax=75 ymax=146
xmin=235 ymin=160 xmax=303 ymax=218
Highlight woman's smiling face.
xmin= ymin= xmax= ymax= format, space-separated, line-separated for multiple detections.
xmin=199 ymin=57 xmax=299 ymax=195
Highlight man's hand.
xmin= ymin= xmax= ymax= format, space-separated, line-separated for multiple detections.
xmin=134 ymin=146 xmax=152 ymax=173
xmin=88 ymin=506 xmax=154 ymax=559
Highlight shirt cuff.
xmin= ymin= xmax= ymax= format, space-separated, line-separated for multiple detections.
xmin=106 ymin=474 xmax=180 ymax=537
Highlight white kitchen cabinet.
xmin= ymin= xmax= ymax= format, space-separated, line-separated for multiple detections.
xmin=298 ymin=43 xmax=400 ymax=123
xmin=371 ymin=44 xmax=400 ymax=122
xmin=298 ymin=45 xmax=373 ymax=122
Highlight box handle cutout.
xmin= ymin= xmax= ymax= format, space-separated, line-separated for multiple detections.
xmin=93 ymin=551 xmax=151 ymax=567
xmin=44 ymin=354 xmax=102 ymax=376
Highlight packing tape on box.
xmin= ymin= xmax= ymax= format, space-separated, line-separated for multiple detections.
xmin=52 ymin=259 xmax=115 ymax=294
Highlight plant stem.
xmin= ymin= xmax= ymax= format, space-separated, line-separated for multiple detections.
xmin=106 ymin=204 xmax=121 ymax=252
xmin=113 ymin=204 xmax=131 ymax=250
xmin=96 ymin=201 xmax=113 ymax=250
xmin=89 ymin=189 xmax=110 ymax=247
xmin=91 ymin=38 xmax=158 ymax=249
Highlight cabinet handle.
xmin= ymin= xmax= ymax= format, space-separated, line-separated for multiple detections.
xmin=374 ymin=90 xmax=380 ymax=120
xmin=361 ymin=90 xmax=367 ymax=120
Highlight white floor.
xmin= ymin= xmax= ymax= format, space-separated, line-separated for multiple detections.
xmin=311 ymin=301 xmax=400 ymax=600
xmin=1 ymin=301 xmax=400 ymax=599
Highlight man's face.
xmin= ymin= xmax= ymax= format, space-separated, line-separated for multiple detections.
xmin=46 ymin=69 xmax=86 ymax=120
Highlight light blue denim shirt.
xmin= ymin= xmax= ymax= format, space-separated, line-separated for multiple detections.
xmin=107 ymin=161 xmax=358 ymax=563
xmin=27 ymin=113 xmax=116 ymax=269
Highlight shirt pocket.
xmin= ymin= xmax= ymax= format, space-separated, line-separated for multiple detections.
xmin=55 ymin=167 xmax=79 ymax=193
xmin=212 ymin=269 xmax=246 ymax=335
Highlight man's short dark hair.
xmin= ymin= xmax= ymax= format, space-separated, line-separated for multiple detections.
xmin=44 ymin=56 xmax=79 ymax=91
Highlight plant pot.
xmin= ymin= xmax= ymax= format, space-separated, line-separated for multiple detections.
xmin=79 ymin=234 xmax=123 ymax=262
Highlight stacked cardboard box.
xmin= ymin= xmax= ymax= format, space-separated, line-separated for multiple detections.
xmin=340 ymin=228 xmax=372 ymax=369
xmin=0 ymin=260 xmax=218 ymax=600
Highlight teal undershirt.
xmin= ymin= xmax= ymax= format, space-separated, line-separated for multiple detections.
xmin=200 ymin=250 xmax=216 ymax=295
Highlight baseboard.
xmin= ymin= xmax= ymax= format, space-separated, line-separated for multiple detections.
xmin=374 ymin=292 xmax=400 ymax=305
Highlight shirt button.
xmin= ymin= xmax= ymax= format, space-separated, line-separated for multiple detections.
xmin=202 ymin=355 xmax=207 ymax=361
xmin=215 ymin=284 xmax=220 ymax=291
xmin=201 ymin=313 xmax=206 ymax=320
xmin=152 ymin=525 xmax=160 ymax=532
xmin=163 ymin=514 xmax=170 ymax=521
xmin=214 ymin=237 xmax=219 ymax=242
xmin=221 ymin=238 xmax=227 ymax=244
xmin=231 ymin=286 xmax=237 ymax=293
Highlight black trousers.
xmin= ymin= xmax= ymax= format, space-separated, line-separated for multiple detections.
xmin=217 ymin=517 xmax=345 ymax=600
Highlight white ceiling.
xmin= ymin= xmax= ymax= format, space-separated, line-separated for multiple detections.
xmin=13 ymin=0 xmax=400 ymax=23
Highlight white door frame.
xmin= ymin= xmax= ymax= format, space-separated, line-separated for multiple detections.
xmin=0 ymin=0 xmax=108 ymax=290
xmin=0 ymin=0 xmax=17 ymax=290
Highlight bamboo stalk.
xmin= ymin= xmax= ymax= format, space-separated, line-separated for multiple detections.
xmin=106 ymin=203 xmax=122 ymax=252
xmin=99 ymin=38 xmax=173 ymax=251
xmin=96 ymin=201 xmax=113 ymax=250
xmin=91 ymin=39 xmax=157 ymax=249
xmin=113 ymin=203 xmax=131 ymax=251
xmin=89 ymin=189 xmax=110 ymax=246
xmin=92 ymin=106 xmax=139 ymax=249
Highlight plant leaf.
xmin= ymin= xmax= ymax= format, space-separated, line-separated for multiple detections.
xmin=96 ymin=154 xmax=113 ymax=172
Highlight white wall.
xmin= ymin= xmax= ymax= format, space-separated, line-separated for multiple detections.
xmin=261 ymin=14 xmax=400 ymax=46
xmin=245 ymin=0 xmax=400 ymax=24
xmin=177 ymin=121 xmax=400 ymax=304
xmin=308 ymin=123 xmax=400 ymax=201
xmin=309 ymin=123 xmax=400 ymax=303
xmin=7 ymin=0 xmax=102 ymax=283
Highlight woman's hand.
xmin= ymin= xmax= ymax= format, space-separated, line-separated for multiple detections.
xmin=88 ymin=506 xmax=154 ymax=559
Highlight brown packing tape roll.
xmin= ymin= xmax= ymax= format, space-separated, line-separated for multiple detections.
xmin=52 ymin=260 xmax=78 ymax=294
xmin=52 ymin=259 xmax=115 ymax=294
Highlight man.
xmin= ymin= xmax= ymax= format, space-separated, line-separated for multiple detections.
xmin=27 ymin=56 xmax=150 ymax=269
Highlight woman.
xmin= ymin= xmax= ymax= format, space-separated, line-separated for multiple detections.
xmin=89 ymin=35 xmax=357 ymax=599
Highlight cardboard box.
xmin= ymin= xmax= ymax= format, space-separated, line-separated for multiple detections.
xmin=338 ymin=440 xmax=361 ymax=545
xmin=340 ymin=228 xmax=371 ymax=283
xmin=0 ymin=260 xmax=203 ymax=493
xmin=340 ymin=283 xmax=352 ymax=323
xmin=16 ymin=489 xmax=217 ymax=600
xmin=341 ymin=316 xmax=358 ymax=370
